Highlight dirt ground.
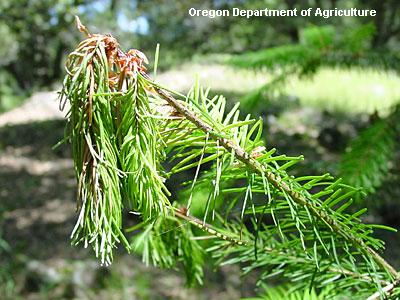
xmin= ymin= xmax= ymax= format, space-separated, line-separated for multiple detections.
xmin=0 ymin=72 xmax=258 ymax=299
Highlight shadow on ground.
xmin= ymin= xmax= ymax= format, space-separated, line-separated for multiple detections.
xmin=0 ymin=119 xmax=255 ymax=300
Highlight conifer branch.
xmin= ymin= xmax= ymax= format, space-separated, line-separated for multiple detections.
xmin=340 ymin=107 xmax=399 ymax=194
xmin=60 ymin=19 xmax=399 ymax=295
xmin=172 ymin=210 xmax=392 ymax=289
xmin=367 ymin=278 xmax=400 ymax=300
xmin=254 ymin=244 xmax=389 ymax=286
xmin=142 ymin=73 xmax=399 ymax=279
xmin=174 ymin=207 xmax=248 ymax=246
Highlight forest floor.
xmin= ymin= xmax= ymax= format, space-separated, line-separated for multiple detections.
xmin=0 ymin=65 xmax=262 ymax=300
xmin=1 ymin=63 xmax=399 ymax=299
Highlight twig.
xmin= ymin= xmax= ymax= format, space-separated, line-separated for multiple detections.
xmin=142 ymin=73 xmax=399 ymax=279
xmin=367 ymin=278 xmax=400 ymax=300
xmin=174 ymin=208 xmax=248 ymax=246
xmin=173 ymin=207 xmax=390 ymax=288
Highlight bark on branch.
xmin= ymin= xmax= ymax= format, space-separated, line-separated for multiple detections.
xmin=142 ymin=73 xmax=399 ymax=282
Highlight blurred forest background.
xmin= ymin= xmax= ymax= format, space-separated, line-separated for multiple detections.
xmin=0 ymin=0 xmax=399 ymax=299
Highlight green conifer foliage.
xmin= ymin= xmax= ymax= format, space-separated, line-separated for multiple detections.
xmin=60 ymin=19 xmax=400 ymax=298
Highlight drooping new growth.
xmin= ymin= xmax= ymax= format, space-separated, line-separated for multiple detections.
xmin=60 ymin=18 xmax=399 ymax=298
xmin=60 ymin=18 xmax=170 ymax=264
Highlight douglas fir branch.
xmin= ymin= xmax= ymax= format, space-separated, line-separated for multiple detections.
xmin=59 ymin=17 xmax=400 ymax=299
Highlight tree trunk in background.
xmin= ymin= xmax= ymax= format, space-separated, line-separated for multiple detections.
xmin=284 ymin=0 xmax=299 ymax=42
xmin=52 ymin=41 xmax=67 ymax=81
xmin=371 ymin=0 xmax=400 ymax=47
xmin=110 ymin=0 xmax=118 ymax=14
